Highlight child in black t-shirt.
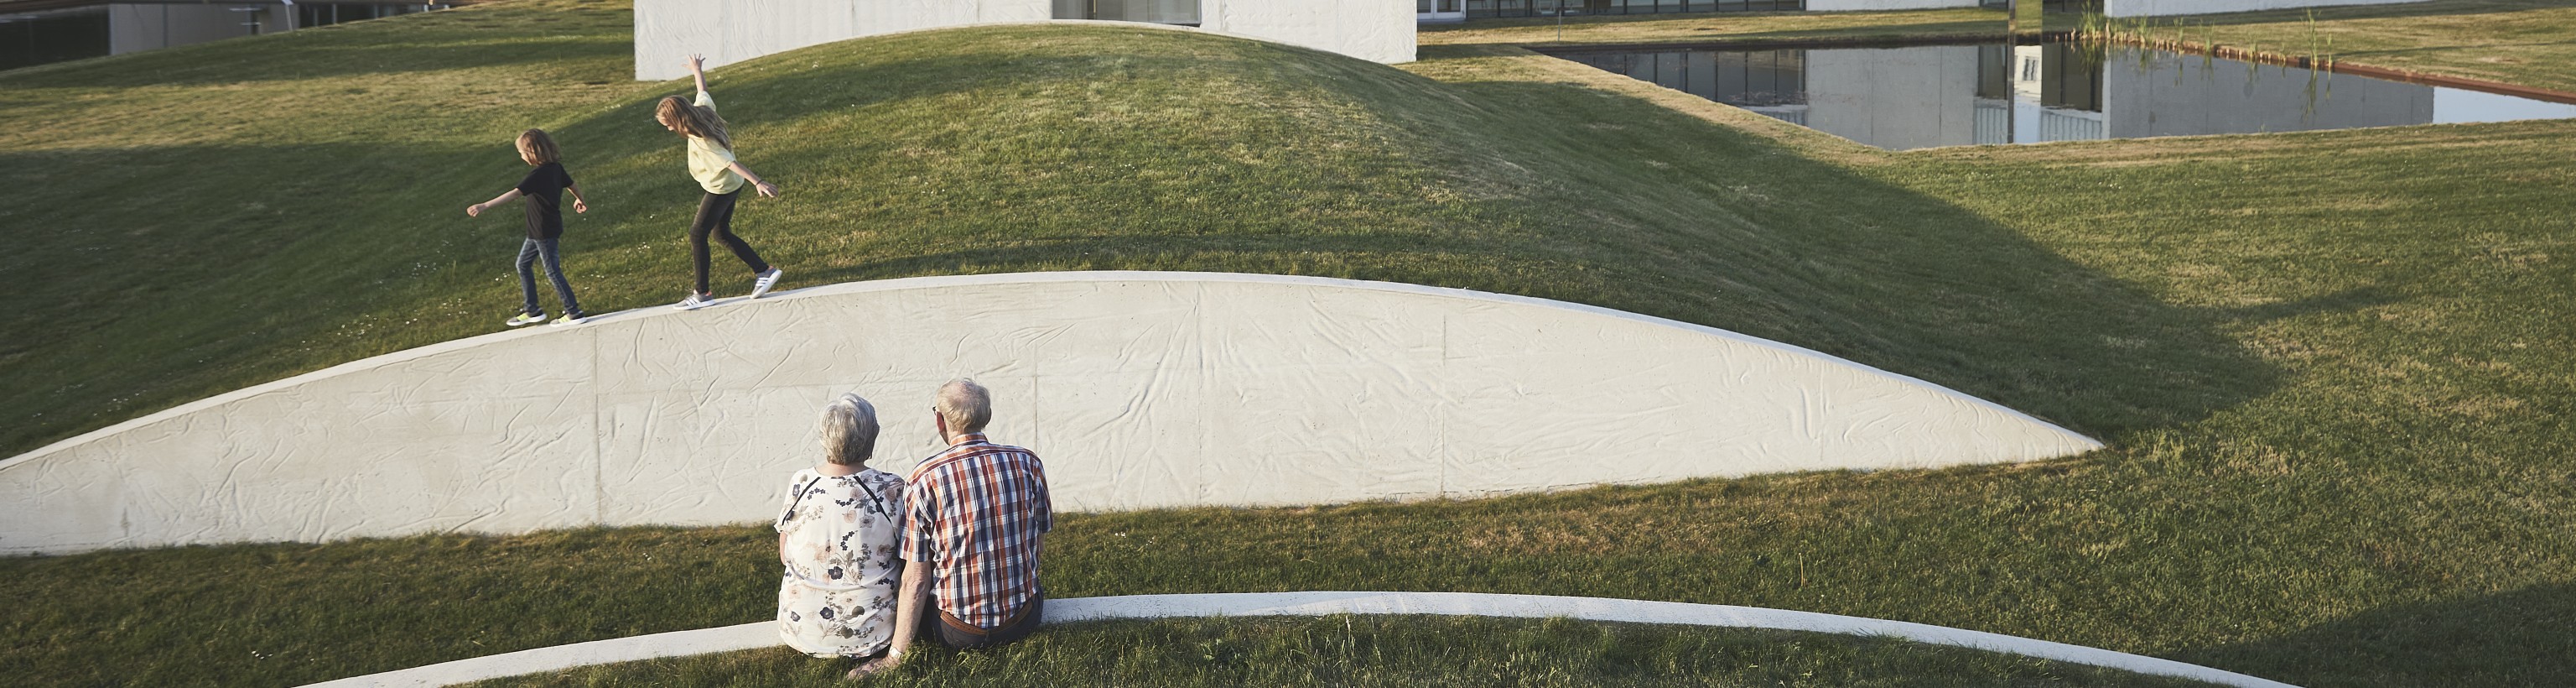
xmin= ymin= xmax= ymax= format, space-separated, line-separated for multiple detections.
xmin=467 ymin=128 xmax=591 ymax=326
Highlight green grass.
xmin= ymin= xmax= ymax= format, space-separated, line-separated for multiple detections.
xmin=6 ymin=0 xmax=2576 ymax=686
xmin=470 ymin=616 xmax=2216 ymax=687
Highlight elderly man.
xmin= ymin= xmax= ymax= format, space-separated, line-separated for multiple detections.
xmin=853 ymin=378 xmax=1051 ymax=677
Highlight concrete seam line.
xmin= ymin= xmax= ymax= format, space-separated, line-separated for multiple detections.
xmin=297 ymin=592 xmax=2298 ymax=688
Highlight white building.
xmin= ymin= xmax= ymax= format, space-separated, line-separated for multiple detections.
xmin=634 ymin=0 xmax=1414 ymax=81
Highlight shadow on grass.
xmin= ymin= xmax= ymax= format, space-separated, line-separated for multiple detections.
xmin=2176 ymin=582 xmax=2576 ymax=685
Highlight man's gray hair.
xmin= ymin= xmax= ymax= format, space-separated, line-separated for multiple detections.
xmin=818 ymin=393 xmax=880 ymax=466
xmin=935 ymin=378 xmax=991 ymax=434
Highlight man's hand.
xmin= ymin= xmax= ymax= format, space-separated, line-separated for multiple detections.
xmin=465 ymin=203 xmax=484 ymax=217
xmin=572 ymin=199 xmax=589 ymax=214
xmin=846 ymin=652 xmax=901 ymax=679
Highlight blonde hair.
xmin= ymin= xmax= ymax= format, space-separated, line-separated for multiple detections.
xmin=935 ymin=379 xmax=991 ymax=435
xmin=818 ymin=393 xmax=880 ymax=466
xmin=655 ymin=96 xmax=732 ymax=150
xmin=514 ymin=128 xmax=560 ymax=164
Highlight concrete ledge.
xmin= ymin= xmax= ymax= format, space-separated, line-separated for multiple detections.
xmin=2 ymin=271 xmax=2102 ymax=555
xmin=299 ymin=592 xmax=2300 ymax=687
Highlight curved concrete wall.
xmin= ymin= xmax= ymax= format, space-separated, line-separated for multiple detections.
xmin=299 ymin=592 xmax=2299 ymax=688
xmin=0 ymin=272 xmax=2101 ymax=555
xmin=631 ymin=0 xmax=1415 ymax=81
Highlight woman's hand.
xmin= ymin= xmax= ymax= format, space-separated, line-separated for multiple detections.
xmin=465 ymin=203 xmax=484 ymax=217
xmin=755 ymin=180 xmax=781 ymax=198
xmin=686 ymin=54 xmax=704 ymax=75
xmin=846 ymin=652 xmax=901 ymax=679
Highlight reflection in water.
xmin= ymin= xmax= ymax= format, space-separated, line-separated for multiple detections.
xmin=1556 ymin=41 xmax=2576 ymax=150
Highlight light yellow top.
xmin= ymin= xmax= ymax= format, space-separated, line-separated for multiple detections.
xmin=686 ymin=91 xmax=746 ymax=195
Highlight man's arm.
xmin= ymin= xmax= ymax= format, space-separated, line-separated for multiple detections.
xmin=850 ymin=560 xmax=932 ymax=677
xmin=567 ymin=182 xmax=589 ymax=214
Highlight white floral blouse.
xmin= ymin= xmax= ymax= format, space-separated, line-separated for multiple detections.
xmin=773 ymin=467 xmax=906 ymax=658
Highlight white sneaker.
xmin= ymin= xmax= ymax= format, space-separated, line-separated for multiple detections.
xmin=750 ymin=268 xmax=783 ymax=300
xmin=506 ymin=312 xmax=547 ymax=327
xmin=673 ymin=292 xmax=712 ymax=310
xmin=551 ymin=313 xmax=588 ymax=326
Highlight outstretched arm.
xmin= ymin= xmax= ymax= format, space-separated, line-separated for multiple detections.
xmin=466 ymin=188 xmax=522 ymax=217
xmin=727 ymin=161 xmax=781 ymax=198
xmin=688 ymin=54 xmax=709 ymax=94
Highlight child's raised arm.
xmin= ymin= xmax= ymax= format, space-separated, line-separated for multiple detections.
xmin=688 ymin=54 xmax=709 ymax=95
xmin=467 ymin=188 xmax=522 ymax=217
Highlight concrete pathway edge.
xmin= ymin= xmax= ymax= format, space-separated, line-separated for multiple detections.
xmin=300 ymin=592 xmax=2298 ymax=688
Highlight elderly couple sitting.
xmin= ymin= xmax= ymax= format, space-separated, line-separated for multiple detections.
xmin=772 ymin=378 xmax=1051 ymax=678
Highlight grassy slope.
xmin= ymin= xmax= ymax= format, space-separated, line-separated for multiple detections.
xmin=6 ymin=1 xmax=2576 ymax=686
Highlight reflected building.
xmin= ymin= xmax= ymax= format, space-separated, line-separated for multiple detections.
xmin=1551 ymin=40 xmax=2548 ymax=150
xmin=3 ymin=1 xmax=446 ymax=71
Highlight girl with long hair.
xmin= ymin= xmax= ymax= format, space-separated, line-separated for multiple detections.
xmin=660 ymin=54 xmax=784 ymax=310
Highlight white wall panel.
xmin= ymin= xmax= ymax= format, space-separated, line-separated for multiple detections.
xmin=1 ymin=273 xmax=2101 ymax=555
xmin=632 ymin=0 xmax=1411 ymax=81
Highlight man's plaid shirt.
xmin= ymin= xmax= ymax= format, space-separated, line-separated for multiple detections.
xmin=901 ymin=433 xmax=1052 ymax=630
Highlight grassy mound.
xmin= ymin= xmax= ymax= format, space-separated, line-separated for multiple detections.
xmin=2 ymin=0 xmax=2229 ymax=456
xmin=7 ymin=0 xmax=2576 ymax=686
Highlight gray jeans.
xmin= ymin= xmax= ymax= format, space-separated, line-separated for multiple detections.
xmin=516 ymin=237 xmax=583 ymax=317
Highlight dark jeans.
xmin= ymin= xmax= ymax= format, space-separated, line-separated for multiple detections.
xmin=515 ymin=237 xmax=582 ymax=317
xmin=690 ymin=190 xmax=771 ymax=294
xmin=926 ymin=591 xmax=1044 ymax=650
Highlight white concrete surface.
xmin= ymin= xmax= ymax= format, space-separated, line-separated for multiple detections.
xmin=631 ymin=0 xmax=1415 ymax=81
xmin=298 ymin=592 xmax=2301 ymax=688
xmin=2104 ymin=0 xmax=2428 ymax=17
xmin=0 ymin=272 xmax=2102 ymax=555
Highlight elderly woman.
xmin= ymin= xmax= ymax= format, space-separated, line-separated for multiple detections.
xmin=774 ymin=393 xmax=907 ymax=659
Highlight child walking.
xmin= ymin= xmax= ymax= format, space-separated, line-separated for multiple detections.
xmin=466 ymin=128 xmax=590 ymax=326
xmin=657 ymin=54 xmax=784 ymax=310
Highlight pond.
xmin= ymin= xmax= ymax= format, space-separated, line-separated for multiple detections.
xmin=1547 ymin=40 xmax=2576 ymax=150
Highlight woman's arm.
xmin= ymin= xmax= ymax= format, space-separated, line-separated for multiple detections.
xmin=688 ymin=54 xmax=709 ymax=94
xmin=567 ymin=183 xmax=589 ymax=214
xmin=466 ymin=188 xmax=522 ymax=216
xmin=727 ymin=161 xmax=782 ymax=198
xmin=849 ymin=561 xmax=932 ymax=678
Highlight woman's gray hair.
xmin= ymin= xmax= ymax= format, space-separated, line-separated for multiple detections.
xmin=818 ymin=393 xmax=880 ymax=466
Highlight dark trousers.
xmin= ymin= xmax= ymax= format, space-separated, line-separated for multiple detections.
xmin=515 ymin=237 xmax=582 ymax=317
xmin=689 ymin=190 xmax=771 ymax=295
xmin=926 ymin=592 xmax=1043 ymax=650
